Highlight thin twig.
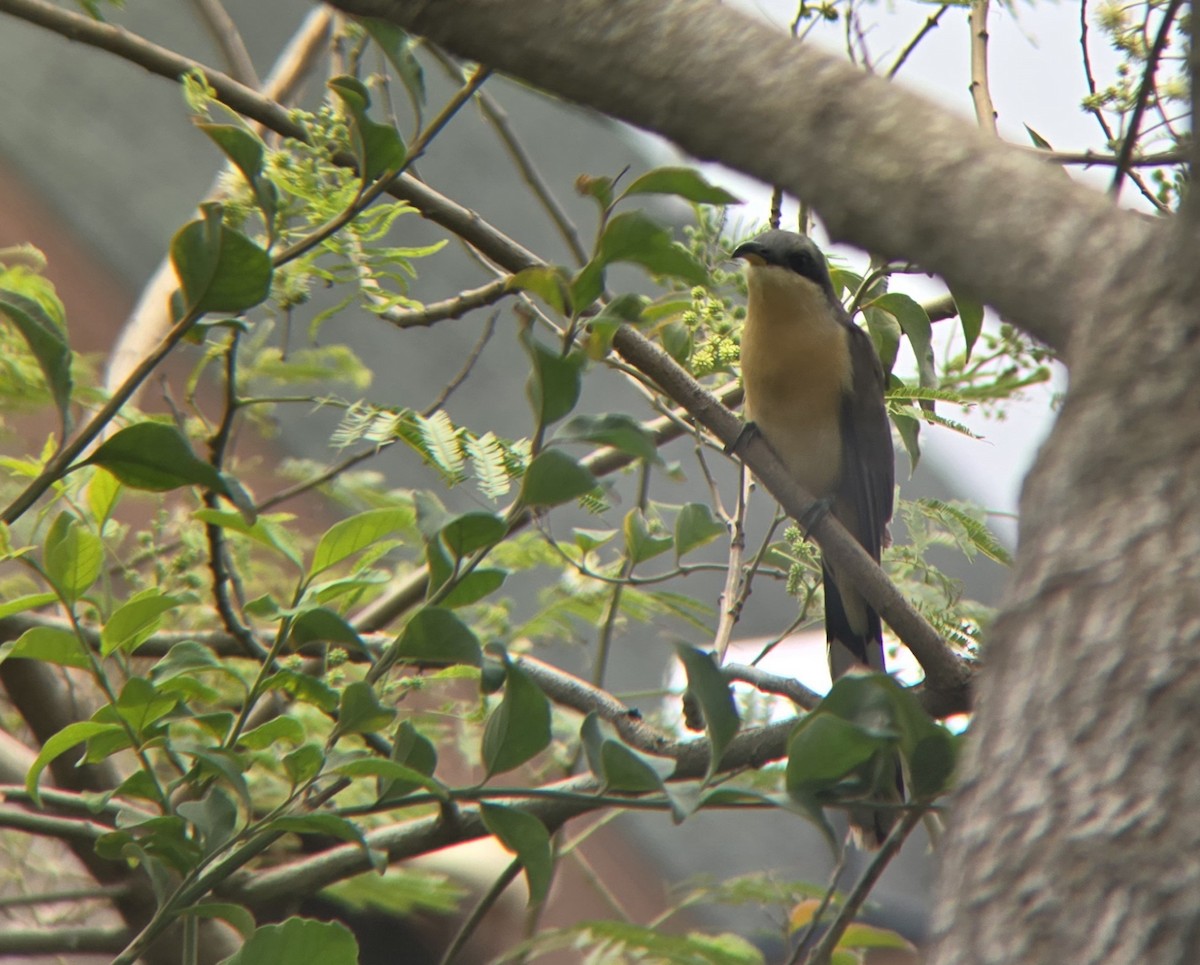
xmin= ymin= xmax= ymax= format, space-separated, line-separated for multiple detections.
xmin=204 ymin=333 xmax=264 ymax=659
xmin=105 ymin=7 xmax=331 ymax=395
xmin=1109 ymin=0 xmax=1184 ymax=198
xmin=788 ymin=845 xmax=849 ymax=964
xmin=1030 ymin=147 xmax=1183 ymax=167
xmin=421 ymin=310 xmax=498 ymax=416
xmin=723 ymin=662 xmax=822 ymax=710
xmin=593 ymin=462 xmax=651 ymax=687
xmin=887 ymin=4 xmax=949 ymax=79
xmin=427 ymin=46 xmax=589 ymax=265
xmin=382 ymin=277 xmax=511 ymax=328
xmin=1 ymin=305 xmax=202 ymax=524
xmin=800 ymin=805 xmax=926 ymax=965
xmin=188 ymin=0 xmax=258 ymax=87
xmin=968 ymin=0 xmax=998 ymax=134
xmin=714 ymin=465 xmax=746 ymax=663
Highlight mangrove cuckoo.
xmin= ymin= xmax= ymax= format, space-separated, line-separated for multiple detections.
xmin=733 ymin=230 xmax=897 ymax=843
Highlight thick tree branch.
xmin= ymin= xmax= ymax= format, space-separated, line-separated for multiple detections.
xmin=325 ymin=0 xmax=1168 ymax=358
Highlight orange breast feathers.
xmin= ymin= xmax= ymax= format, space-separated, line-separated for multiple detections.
xmin=739 ymin=265 xmax=853 ymax=500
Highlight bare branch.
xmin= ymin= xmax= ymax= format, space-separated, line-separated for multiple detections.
xmin=0 ymin=926 xmax=129 ymax=955
xmin=427 ymin=45 xmax=589 ymax=265
xmin=887 ymin=3 xmax=950 ymax=80
xmin=188 ymin=0 xmax=259 ymax=87
xmin=381 ymin=277 xmax=511 ymax=328
xmin=968 ymin=0 xmax=998 ymax=134
xmin=801 ymin=805 xmax=926 ymax=965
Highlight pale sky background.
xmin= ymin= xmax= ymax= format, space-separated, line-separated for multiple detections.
xmin=684 ymin=1 xmax=1130 ymax=543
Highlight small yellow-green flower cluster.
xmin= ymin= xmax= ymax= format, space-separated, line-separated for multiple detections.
xmin=685 ymin=287 xmax=741 ymax=376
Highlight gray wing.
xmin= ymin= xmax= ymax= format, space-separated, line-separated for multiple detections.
xmin=825 ymin=318 xmax=894 ymax=676
xmin=837 ymin=320 xmax=894 ymax=563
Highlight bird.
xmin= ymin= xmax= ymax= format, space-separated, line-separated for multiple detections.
xmin=732 ymin=229 xmax=897 ymax=845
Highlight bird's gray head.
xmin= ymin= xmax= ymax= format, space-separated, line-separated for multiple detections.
xmin=732 ymin=230 xmax=834 ymax=297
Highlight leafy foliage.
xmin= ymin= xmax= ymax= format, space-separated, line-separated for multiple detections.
xmin=0 ymin=0 xmax=1163 ymax=959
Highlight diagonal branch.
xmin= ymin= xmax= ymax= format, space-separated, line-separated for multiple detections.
xmin=323 ymin=0 xmax=1165 ymax=358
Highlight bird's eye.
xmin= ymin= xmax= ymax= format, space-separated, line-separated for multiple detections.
xmin=788 ymin=253 xmax=811 ymax=274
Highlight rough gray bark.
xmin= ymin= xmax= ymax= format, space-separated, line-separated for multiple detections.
xmin=323 ymin=1 xmax=1200 ymax=962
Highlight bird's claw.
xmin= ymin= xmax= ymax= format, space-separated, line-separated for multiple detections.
xmin=726 ymin=420 xmax=759 ymax=457
xmin=799 ymin=497 xmax=833 ymax=537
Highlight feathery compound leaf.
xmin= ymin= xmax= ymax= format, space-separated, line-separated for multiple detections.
xmin=914 ymin=498 xmax=1013 ymax=565
xmin=414 ymin=410 xmax=466 ymax=481
xmin=464 ymin=431 xmax=513 ymax=499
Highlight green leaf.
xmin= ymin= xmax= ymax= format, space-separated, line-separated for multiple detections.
xmin=554 ymin=414 xmax=658 ymax=462
xmin=573 ymin=528 xmax=617 ymax=552
xmin=86 ymin=468 xmax=122 ymax=528
xmin=194 ymin=509 xmax=303 ymax=569
xmin=891 ymin=406 xmax=921 ymax=470
xmin=480 ymin=804 xmax=554 ymax=904
xmin=619 ymin=166 xmax=742 ymax=205
xmin=517 ymin=450 xmax=598 ymax=508
xmin=591 ymin=211 xmax=709 ymax=287
xmin=482 ymin=655 xmax=551 ymax=777
xmin=623 ymin=509 xmax=673 ymax=564
xmin=309 ymin=508 xmax=412 ymax=578
xmin=321 ymin=868 xmax=465 ymax=916
xmin=333 ymin=681 xmax=395 ymax=738
xmin=952 ymin=290 xmax=984 ymax=360
xmin=43 ymin=512 xmax=103 ymax=603
xmin=216 ymin=917 xmax=359 ymax=965
xmin=0 ymin=288 xmax=73 ymax=434
xmin=0 ymin=592 xmax=58 ymax=619
xmin=675 ymin=503 xmax=727 ymax=558
xmin=116 ymin=677 xmax=178 ymax=739
xmin=872 ymin=292 xmax=934 ymax=388
xmin=290 ymin=607 xmax=366 ymax=653
xmin=85 ymin=423 xmax=226 ymax=494
xmin=101 ymin=590 xmax=183 ymax=656
xmin=334 ymin=758 xmax=447 ymax=801
xmin=0 ymin=626 xmax=89 ymax=669
xmin=237 ymin=716 xmax=305 ymax=751
xmin=786 ymin=713 xmax=883 ymax=794
xmin=283 ymin=744 xmax=325 ymax=786
xmin=524 ymin=334 xmax=584 ymax=426
xmin=329 ymin=76 xmax=408 ymax=182
xmin=440 ymin=511 xmax=507 ymax=558
xmin=837 ymin=922 xmax=915 ymax=952
xmin=27 ymin=721 xmax=123 ymax=806
xmin=391 ymin=607 xmax=482 ymax=665
xmin=440 ymin=568 xmax=508 ymax=609
xmin=361 ymin=20 xmax=426 ymax=124
xmin=262 ymin=670 xmax=339 ymax=712
xmin=177 ymin=786 xmax=240 ymax=855
xmin=170 ymin=204 xmax=272 ymax=315
xmin=508 ymin=265 xmax=571 ymax=316
xmin=580 ymin=713 xmax=669 ymax=793
xmin=378 ymin=720 xmax=440 ymax=803
xmin=676 ymin=645 xmax=739 ymax=781
xmin=1023 ymin=123 xmax=1054 ymax=150
xmin=196 ymin=122 xmax=264 ymax=183
xmin=862 ymin=306 xmax=900 ymax=375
